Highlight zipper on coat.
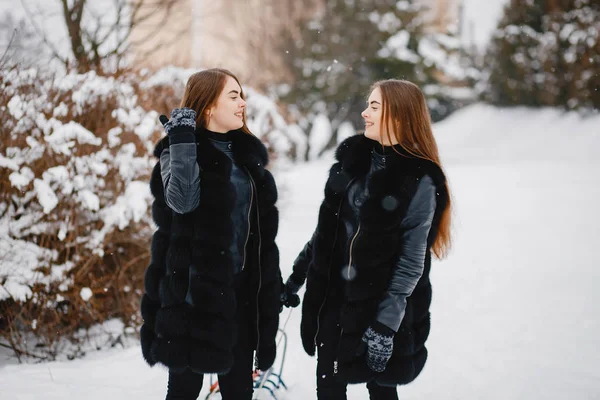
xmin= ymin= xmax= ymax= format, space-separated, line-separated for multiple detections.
xmin=333 ymin=327 xmax=344 ymax=376
xmin=241 ymin=177 xmax=254 ymax=271
xmin=334 ymin=224 xmax=362 ymax=375
xmin=346 ymin=224 xmax=361 ymax=280
xmin=313 ymin=176 xmax=357 ymax=350
xmin=245 ymin=170 xmax=263 ymax=369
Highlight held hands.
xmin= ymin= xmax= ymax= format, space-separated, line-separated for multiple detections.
xmin=159 ymin=108 xmax=196 ymax=144
xmin=358 ymin=321 xmax=395 ymax=373
xmin=279 ymin=272 xmax=303 ymax=312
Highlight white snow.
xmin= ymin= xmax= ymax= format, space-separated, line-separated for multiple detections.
xmin=244 ymin=87 xmax=307 ymax=165
xmin=9 ymin=167 xmax=34 ymax=189
xmin=336 ymin=121 xmax=356 ymax=145
xmin=107 ymin=127 xmax=124 ymax=148
xmin=380 ymin=30 xmax=420 ymax=63
xmin=285 ymin=124 xmax=309 ymax=161
xmin=44 ymin=121 xmax=103 ymax=154
xmin=33 ymin=178 xmax=59 ymax=214
xmin=115 ymin=143 xmax=147 ymax=182
xmin=135 ymin=111 xmax=160 ymax=140
xmin=7 ymin=95 xmax=27 ymax=120
xmin=78 ymin=190 xmax=100 ymax=212
xmin=80 ymin=287 xmax=93 ymax=302
xmin=308 ymin=114 xmax=333 ymax=160
xmin=0 ymin=234 xmax=58 ymax=301
xmin=87 ymin=180 xmax=153 ymax=258
xmin=0 ymin=154 xmax=20 ymax=171
xmin=138 ymin=66 xmax=195 ymax=90
xmin=2 ymin=104 xmax=600 ymax=397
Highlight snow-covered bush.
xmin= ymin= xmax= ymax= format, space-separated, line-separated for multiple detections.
xmin=244 ymin=87 xmax=308 ymax=164
xmin=0 ymin=67 xmax=161 ymax=360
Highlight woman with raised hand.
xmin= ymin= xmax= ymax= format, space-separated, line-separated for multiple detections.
xmin=140 ymin=68 xmax=281 ymax=400
xmin=280 ymin=79 xmax=452 ymax=399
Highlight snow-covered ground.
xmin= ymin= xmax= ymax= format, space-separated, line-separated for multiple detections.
xmin=2 ymin=104 xmax=600 ymax=399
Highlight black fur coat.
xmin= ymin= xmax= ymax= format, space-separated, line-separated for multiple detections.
xmin=140 ymin=129 xmax=281 ymax=374
xmin=301 ymin=134 xmax=448 ymax=386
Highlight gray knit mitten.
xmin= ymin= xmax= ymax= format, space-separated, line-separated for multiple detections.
xmin=361 ymin=322 xmax=394 ymax=373
xmin=163 ymin=108 xmax=196 ymax=144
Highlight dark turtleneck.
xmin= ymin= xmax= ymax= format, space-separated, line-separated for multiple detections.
xmin=205 ymin=129 xmax=233 ymax=155
xmin=371 ymin=143 xmax=390 ymax=171
xmin=371 ymin=141 xmax=409 ymax=170
xmin=205 ymin=129 xmax=232 ymax=142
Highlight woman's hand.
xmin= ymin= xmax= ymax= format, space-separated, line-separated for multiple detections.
xmin=279 ymin=272 xmax=303 ymax=312
xmin=359 ymin=321 xmax=394 ymax=373
xmin=161 ymin=108 xmax=196 ymax=144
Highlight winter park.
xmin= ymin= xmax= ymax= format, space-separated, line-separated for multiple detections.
xmin=1 ymin=0 xmax=599 ymax=399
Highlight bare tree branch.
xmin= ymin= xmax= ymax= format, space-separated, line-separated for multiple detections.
xmin=96 ymin=0 xmax=124 ymax=46
xmin=0 ymin=340 xmax=49 ymax=361
xmin=99 ymin=0 xmax=182 ymax=71
xmin=19 ymin=0 xmax=185 ymax=74
xmin=20 ymin=0 xmax=69 ymax=67
xmin=0 ymin=29 xmax=17 ymax=67
xmin=59 ymin=0 xmax=88 ymax=72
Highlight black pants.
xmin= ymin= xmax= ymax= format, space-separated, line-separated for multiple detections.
xmin=316 ymin=291 xmax=399 ymax=400
xmin=165 ymin=284 xmax=256 ymax=400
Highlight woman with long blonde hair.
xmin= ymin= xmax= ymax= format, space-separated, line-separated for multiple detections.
xmin=140 ymin=69 xmax=282 ymax=399
xmin=280 ymin=79 xmax=452 ymax=399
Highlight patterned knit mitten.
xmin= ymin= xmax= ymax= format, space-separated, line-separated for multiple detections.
xmin=163 ymin=108 xmax=196 ymax=143
xmin=361 ymin=321 xmax=395 ymax=373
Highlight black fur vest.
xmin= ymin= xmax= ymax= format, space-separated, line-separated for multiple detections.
xmin=140 ymin=129 xmax=281 ymax=374
xmin=301 ymin=134 xmax=448 ymax=386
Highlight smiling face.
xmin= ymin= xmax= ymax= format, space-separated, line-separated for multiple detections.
xmin=206 ymin=75 xmax=247 ymax=133
xmin=361 ymin=86 xmax=398 ymax=146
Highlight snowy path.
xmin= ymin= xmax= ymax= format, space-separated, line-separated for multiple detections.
xmin=2 ymin=105 xmax=600 ymax=399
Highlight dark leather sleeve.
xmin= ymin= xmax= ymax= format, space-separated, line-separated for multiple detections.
xmin=159 ymin=144 xmax=200 ymax=214
xmin=288 ymin=230 xmax=317 ymax=289
xmin=375 ymin=175 xmax=436 ymax=332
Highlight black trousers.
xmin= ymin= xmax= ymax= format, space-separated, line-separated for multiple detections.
xmin=165 ymin=284 xmax=256 ymax=400
xmin=316 ymin=289 xmax=399 ymax=400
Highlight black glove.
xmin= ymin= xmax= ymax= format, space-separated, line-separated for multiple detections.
xmin=359 ymin=321 xmax=395 ymax=373
xmin=161 ymin=108 xmax=196 ymax=144
xmin=256 ymin=343 xmax=276 ymax=371
xmin=159 ymin=114 xmax=169 ymax=126
xmin=279 ymin=272 xmax=303 ymax=311
xmin=300 ymin=317 xmax=316 ymax=357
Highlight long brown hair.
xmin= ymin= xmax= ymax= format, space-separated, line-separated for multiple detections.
xmin=374 ymin=79 xmax=452 ymax=259
xmin=179 ymin=68 xmax=252 ymax=134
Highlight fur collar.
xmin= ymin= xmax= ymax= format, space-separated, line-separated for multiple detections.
xmin=335 ymin=134 xmax=372 ymax=175
xmin=153 ymin=128 xmax=269 ymax=179
xmin=335 ymin=134 xmax=446 ymax=187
